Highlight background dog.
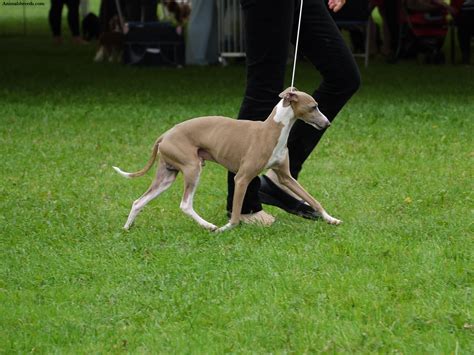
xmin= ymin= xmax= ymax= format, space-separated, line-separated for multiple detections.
xmin=94 ymin=16 xmax=125 ymax=63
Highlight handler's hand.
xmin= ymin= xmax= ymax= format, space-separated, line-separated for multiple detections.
xmin=328 ymin=0 xmax=346 ymax=12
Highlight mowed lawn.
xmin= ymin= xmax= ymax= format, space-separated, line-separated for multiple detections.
xmin=1 ymin=28 xmax=473 ymax=353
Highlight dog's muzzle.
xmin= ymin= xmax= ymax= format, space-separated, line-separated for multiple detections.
xmin=307 ymin=119 xmax=330 ymax=130
xmin=307 ymin=108 xmax=330 ymax=130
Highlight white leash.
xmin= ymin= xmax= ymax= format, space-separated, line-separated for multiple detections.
xmin=290 ymin=0 xmax=304 ymax=92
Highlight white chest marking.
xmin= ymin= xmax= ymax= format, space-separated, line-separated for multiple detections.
xmin=266 ymin=101 xmax=296 ymax=169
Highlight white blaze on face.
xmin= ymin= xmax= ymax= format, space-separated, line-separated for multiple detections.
xmin=266 ymin=100 xmax=296 ymax=169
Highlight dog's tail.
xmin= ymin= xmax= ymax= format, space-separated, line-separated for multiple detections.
xmin=112 ymin=136 xmax=163 ymax=179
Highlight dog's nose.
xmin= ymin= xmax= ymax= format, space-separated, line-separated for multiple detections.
xmin=326 ymin=121 xmax=331 ymax=127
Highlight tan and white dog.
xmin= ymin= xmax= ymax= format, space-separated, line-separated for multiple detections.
xmin=113 ymin=87 xmax=341 ymax=232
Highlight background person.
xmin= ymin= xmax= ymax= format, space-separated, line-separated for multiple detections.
xmin=185 ymin=0 xmax=218 ymax=65
xmin=124 ymin=0 xmax=158 ymax=21
xmin=452 ymin=0 xmax=474 ymax=64
xmin=49 ymin=0 xmax=87 ymax=44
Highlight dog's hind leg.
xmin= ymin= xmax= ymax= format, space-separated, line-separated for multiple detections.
xmin=124 ymin=162 xmax=177 ymax=230
xmin=180 ymin=163 xmax=217 ymax=231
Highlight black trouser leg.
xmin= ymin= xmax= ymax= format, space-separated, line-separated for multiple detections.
xmin=287 ymin=0 xmax=360 ymax=178
xmin=65 ymin=0 xmax=80 ymax=37
xmin=227 ymin=0 xmax=295 ymax=214
xmin=49 ymin=0 xmax=64 ymax=37
xmin=125 ymin=0 xmax=142 ymax=21
xmin=457 ymin=11 xmax=474 ymax=64
xmin=142 ymin=0 xmax=158 ymax=21
xmin=227 ymin=0 xmax=360 ymax=213
xmin=384 ymin=0 xmax=400 ymax=53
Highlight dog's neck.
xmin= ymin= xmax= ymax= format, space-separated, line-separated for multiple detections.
xmin=263 ymin=100 xmax=297 ymax=168
xmin=265 ymin=100 xmax=296 ymax=126
xmin=272 ymin=100 xmax=296 ymax=125
xmin=264 ymin=99 xmax=297 ymax=134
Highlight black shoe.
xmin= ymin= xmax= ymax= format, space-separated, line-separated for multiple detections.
xmin=258 ymin=175 xmax=321 ymax=220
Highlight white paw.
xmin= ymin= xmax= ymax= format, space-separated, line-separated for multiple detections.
xmin=327 ymin=217 xmax=342 ymax=225
xmin=214 ymin=222 xmax=236 ymax=233
xmin=204 ymin=223 xmax=218 ymax=231
xmin=322 ymin=211 xmax=342 ymax=225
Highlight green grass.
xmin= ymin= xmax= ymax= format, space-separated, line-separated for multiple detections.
xmin=1 ymin=22 xmax=473 ymax=353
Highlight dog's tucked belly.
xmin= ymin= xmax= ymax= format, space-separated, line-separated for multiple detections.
xmin=196 ymin=147 xmax=241 ymax=173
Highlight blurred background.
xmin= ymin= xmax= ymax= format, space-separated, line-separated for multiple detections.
xmin=1 ymin=0 xmax=472 ymax=66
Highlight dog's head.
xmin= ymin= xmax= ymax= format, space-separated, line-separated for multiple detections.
xmin=279 ymin=87 xmax=330 ymax=130
xmin=109 ymin=15 xmax=122 ymax=32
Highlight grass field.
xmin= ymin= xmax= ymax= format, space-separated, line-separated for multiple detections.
xmin=1 ymin=15 xmax=473 ymax=353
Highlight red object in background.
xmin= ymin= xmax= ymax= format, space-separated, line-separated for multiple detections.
xmin=408 ymin=10 xmax=449 ymax=37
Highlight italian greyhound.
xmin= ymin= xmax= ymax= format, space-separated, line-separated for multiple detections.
xmin=113 ymin=87 xmax=342 ymax=232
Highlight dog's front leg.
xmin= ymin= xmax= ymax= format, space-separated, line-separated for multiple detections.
xmin=215 ymin=171 xmax=252 ymax=232
xmin=273 ymin=157 xmax=341 ymax=225
xmin=283 ymin=177 xmax=341 ymax=225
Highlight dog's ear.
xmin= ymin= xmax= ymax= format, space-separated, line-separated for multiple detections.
xmin=279 ymin=87 xmax=299 ymax=106
xmin=279 ymin=87 xmax=298 ymax=98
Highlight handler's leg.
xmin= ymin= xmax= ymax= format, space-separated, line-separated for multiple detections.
xmin=227 ymin=0 xmax=295 ymax=216
xmin=286 ymin=0 xmax=360 ymax=179
xmin=262 ymin=0 xmax=359 ymax=218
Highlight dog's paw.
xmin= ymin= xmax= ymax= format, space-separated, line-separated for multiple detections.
xmin=214 ymin=222 xmax=235 ymax=233
xmin=322 ymin=211 xmax=342 ymax=225
xmin=205 ymin=223 xmax=218 ymax=232
xmin=327 ymin=217 xmax=342 ymax=225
